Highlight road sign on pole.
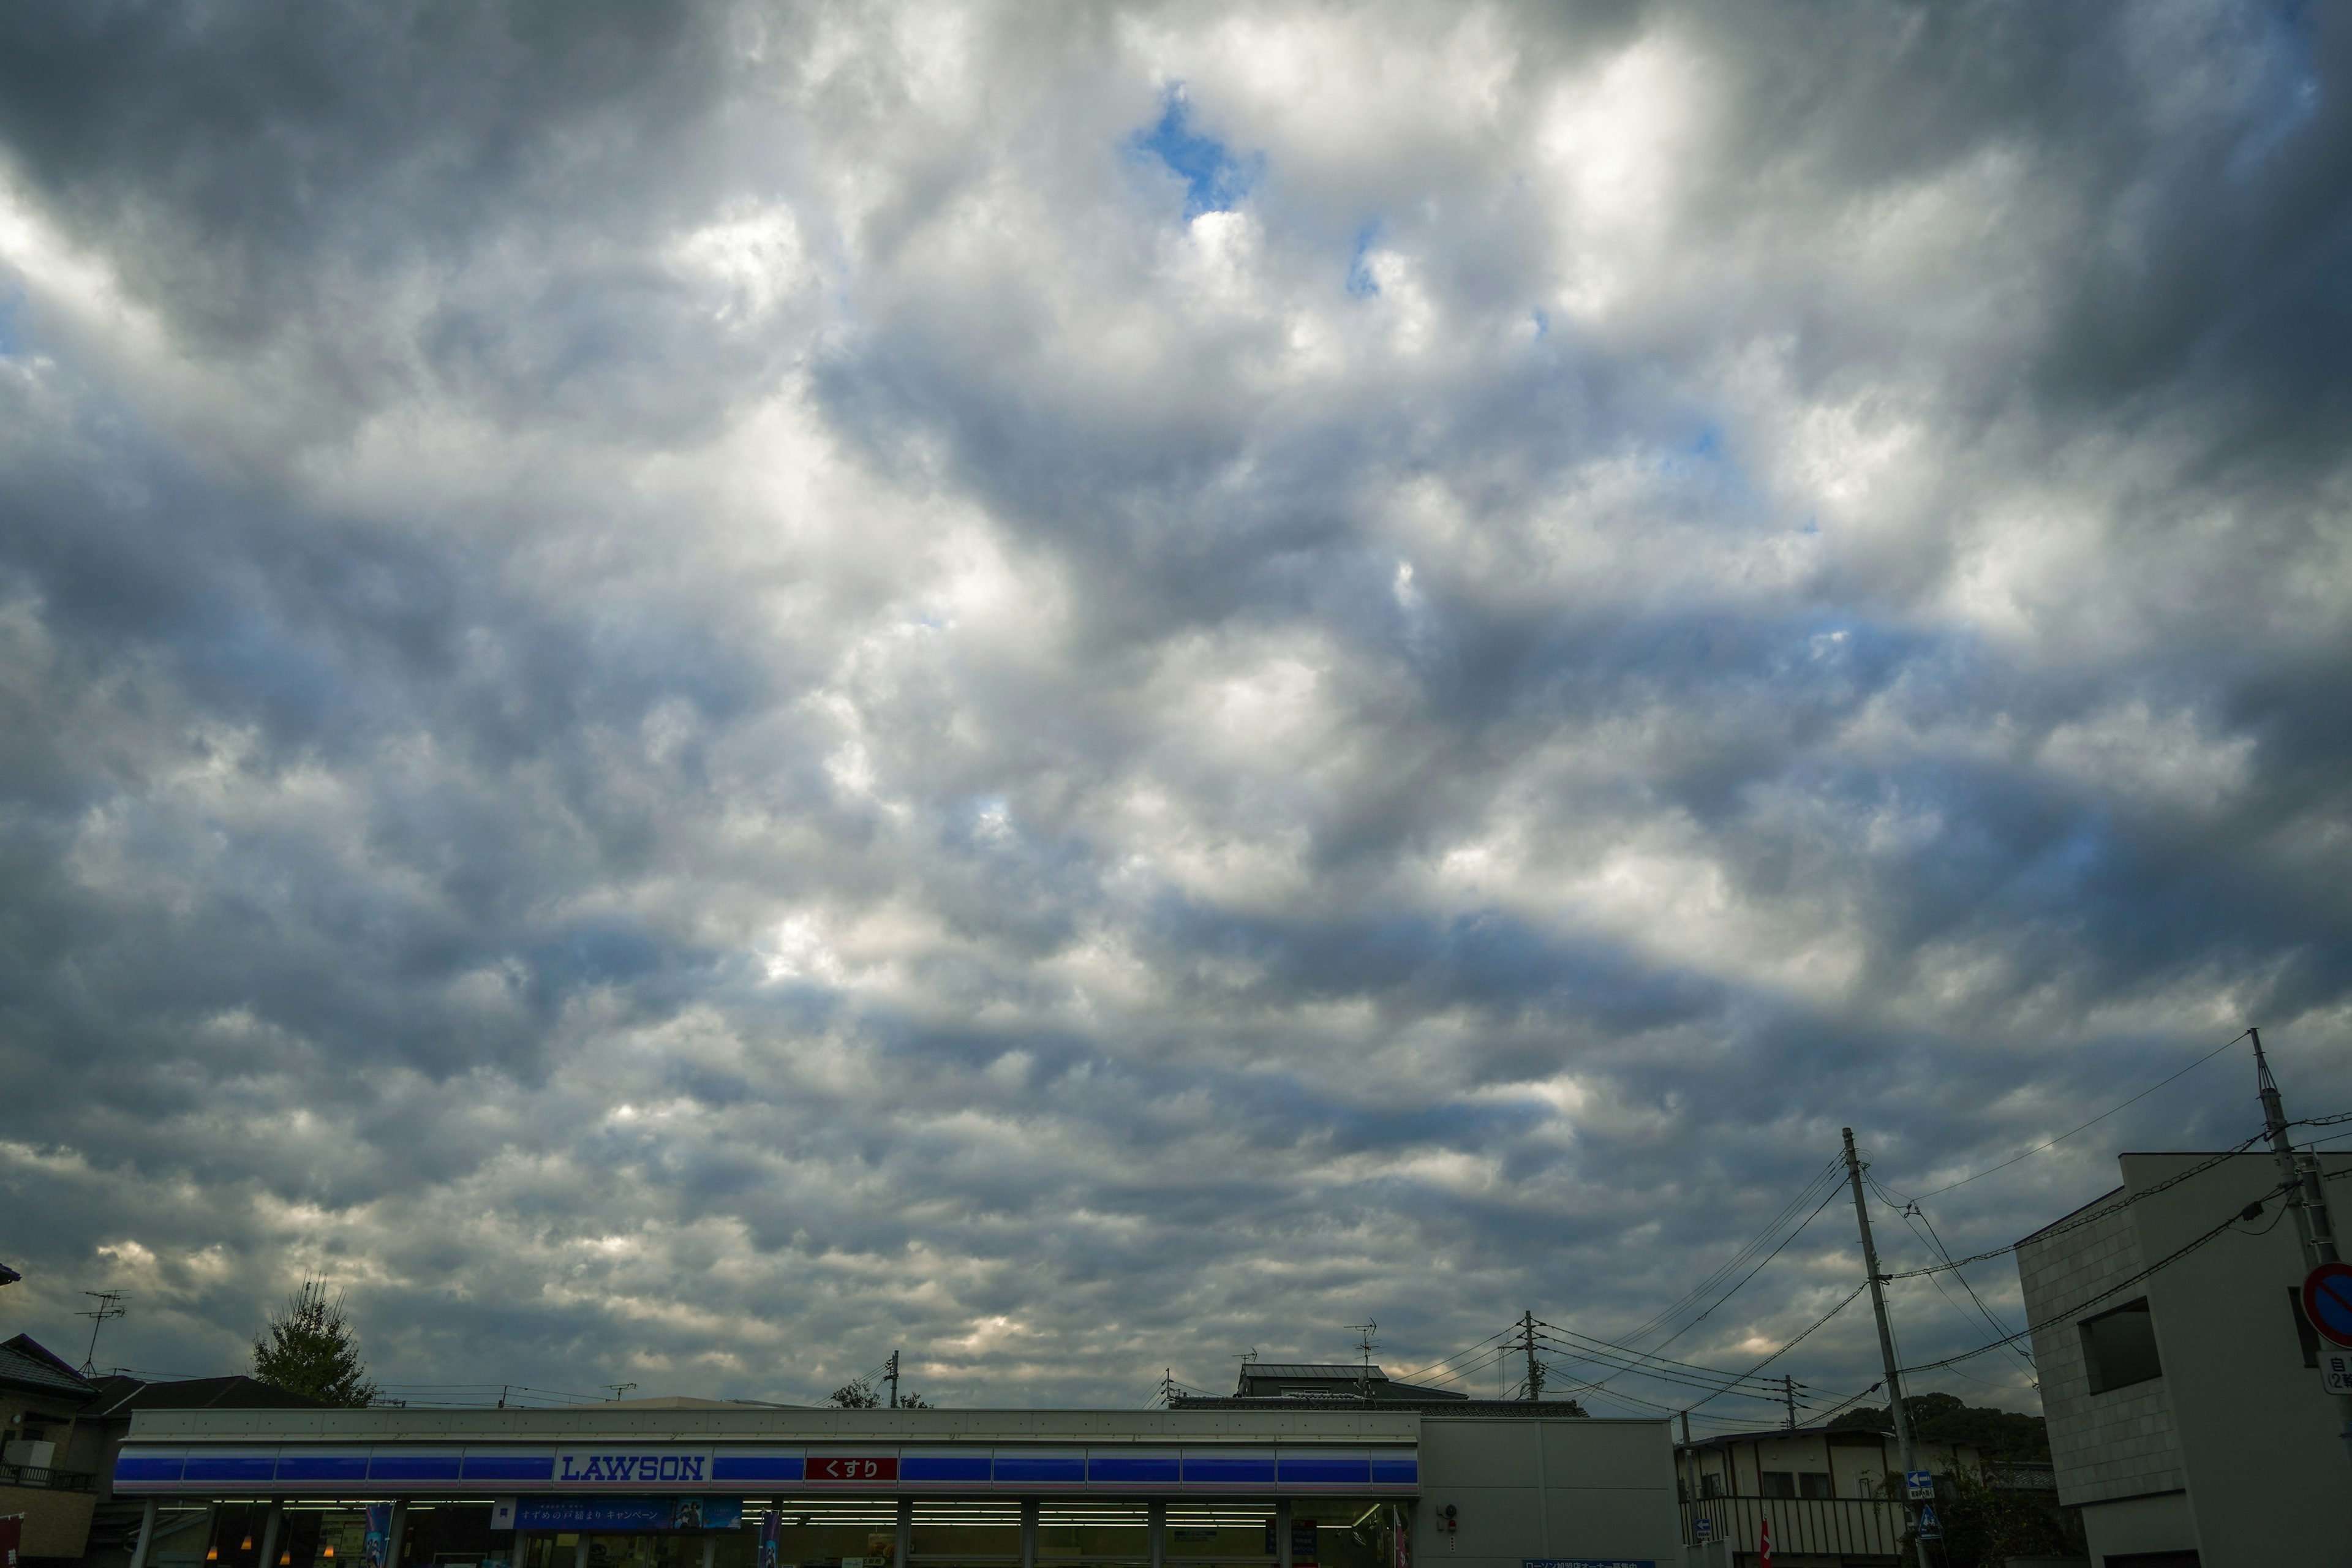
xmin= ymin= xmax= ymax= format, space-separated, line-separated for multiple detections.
xmin=2305 ymin=1262 xmax=2352 ymax=1349
xmin=1915 ymin=1504 xmax=1941 ymax=1541
xmin=1903 ymin=1470 xmax=1932 ymax=1501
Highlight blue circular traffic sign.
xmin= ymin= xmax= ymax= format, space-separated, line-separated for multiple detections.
xmin=2305 ymin=1262 xmax=2352 ymax=1349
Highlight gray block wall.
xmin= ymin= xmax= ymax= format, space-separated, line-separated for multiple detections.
xmin=1413 ymin=1417 xmax=1678 ymax=1568
xmin=2015 ymin=1189 xmax=2187 ymax=1506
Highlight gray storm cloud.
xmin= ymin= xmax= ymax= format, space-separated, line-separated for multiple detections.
xmin=0 ymin=0 xmax=2347 ymax=1421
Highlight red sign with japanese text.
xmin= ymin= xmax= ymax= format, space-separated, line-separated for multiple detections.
xmin=808 ymin=1456 xmax=900 ymax=1483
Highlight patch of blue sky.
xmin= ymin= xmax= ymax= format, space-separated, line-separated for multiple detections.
xmin=1127 ymin=88 xmax=1258 ymax=219
xmin=2230 ymin=0 xmax=2321 ymax=181
xmin=1345 ymin=222 xmax=1381 ymax=296
xmin=1652 ymin=415 xmax=1756 ymax=510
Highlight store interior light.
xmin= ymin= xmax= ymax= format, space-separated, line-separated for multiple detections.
xmin=206 ymin=1550 xmax=219 ymax=1562
xmin=242 ymin=1539 xmax=254 ymax=1552
xmin=323 ymin=1549 xmax=336 ymax=1559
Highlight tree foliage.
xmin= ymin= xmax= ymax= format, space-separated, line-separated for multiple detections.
xmin=1907 ymin=1464 xmax=2083 ymax=1567
xmin=252 ymin=1280 xmax=378 ymax=1408
xmin=827 ymin=1378 xmax=933 ymax=1408
xmin=1827 ymin=1390 xmax=2049 ymax=1461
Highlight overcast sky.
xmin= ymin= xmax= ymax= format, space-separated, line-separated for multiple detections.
xmin=2 ymin=0 xmax=2348 ymax=1423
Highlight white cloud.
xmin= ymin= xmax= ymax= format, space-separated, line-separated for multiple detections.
xmin=0 ymin=0 xmax=2344 ymax=1427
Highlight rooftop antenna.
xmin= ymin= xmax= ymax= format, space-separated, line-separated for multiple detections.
xmin=1351 ymin=1321 xmax=1378 ymax=1401
xmin=77 ymin=1291 xmax=127 ymax=1375
xmin=1232 ymin=1349 xmax=1257 ymax=1396
xmin=605 ymin=1382 xmax=638 ymax=1401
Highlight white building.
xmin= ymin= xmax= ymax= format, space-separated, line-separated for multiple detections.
xmin=2014 ymin=1149 xmax=2352 ymax=1567
xmin=107 ymin=1403 xmax=1681 ymax=1568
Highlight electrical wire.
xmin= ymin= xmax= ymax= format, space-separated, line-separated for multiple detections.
xmin=1532 ymin=1330 xmax=1786 ymax=1401
xmin=1879 ymin=1128 xmax=2275 ymax=1280
xmin=1888 ymin=1028 xmax=2252 ymax=1202
xmin=1898 ymin=1176 xmax=2296 ymax=1376
xmin=1534 ymin=1319 xmax=1793 ymax=1388
xmin=1868 ymin=1176 xmax=2037 ymax=1376
xmin=1561 ymin=1171 xmax=1850 ymax=1406
xmin=1384 ymin=1325 xmax=1520 ymax=1388
xmin=1611 ymin=1159 xmax=1847 ymax=1350
xmin=1673 ymin=1281 xmax=1871 ymax=1414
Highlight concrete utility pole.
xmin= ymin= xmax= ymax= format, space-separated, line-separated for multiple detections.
xmin=1780 ymin=1374 xmax=1796 ymax=1432
xmin=886 ymin=1350 xmax=901 ymax=1410
xmin=1844 ymin=1128 xmax=1929 ymax=1568
xmin=1521 ymin=1311 xmax=1544 ymax=1401
xmin=2253 ymin=1029 xmax=2352 ymax=1471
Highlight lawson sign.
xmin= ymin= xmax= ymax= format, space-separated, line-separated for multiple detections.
xmin=555 ymin=1450 xmax=715 ymax=1487
xmin=115 ymin=1442 xmax=1418 ymax=1496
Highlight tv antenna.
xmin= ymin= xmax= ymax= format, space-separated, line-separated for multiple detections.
xmin=78 ymin=1291 xmax=127 ymax=1374
xmin=605 ymin=1382 xmax=638 ymax=1401
xmin=1351 ymin=1321 xmax=1379 ymax=1400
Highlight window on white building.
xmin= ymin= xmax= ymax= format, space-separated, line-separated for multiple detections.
xmin=2081 ymin=1297 xmax=2162 ymax=1392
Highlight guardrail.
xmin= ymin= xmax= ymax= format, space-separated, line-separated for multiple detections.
xmin=1679 ymin=1496 xmax=1904 ymax=1556
xmin=0 ymin=1460 xmax=97 ymax=1492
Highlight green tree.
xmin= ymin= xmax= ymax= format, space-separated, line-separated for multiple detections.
xmin=1827 ymin=1391 xmax=2049 ymax=1461
xmin=1904 ymin=1464 xmax=2083 ymax=1567
xmin=828 ymin=1378 xmax=935 ymax=1408
xmin=251 ymin=1280 xmax=378 ymax=1407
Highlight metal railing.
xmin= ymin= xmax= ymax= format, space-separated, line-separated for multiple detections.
xmin=0 ymin=1460 xmax=97 ymax=1492
xmin=1679 ymin=1496 xmax=1904 ymax=1556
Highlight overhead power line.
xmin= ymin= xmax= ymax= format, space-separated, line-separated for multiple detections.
xmin=1613 ymin=1159 xmax=1846 ymax=1352
xmin=1891 ymin=1028 xmax=2250 ymax=1202
xmin=1897 ymin=1168 xmax=2334 ymax=1378
xmin=1878 ymin=1128 xmax=2279 ymax=1281
xmin=1384 ymin=1325 xmax=1519 ymax=1388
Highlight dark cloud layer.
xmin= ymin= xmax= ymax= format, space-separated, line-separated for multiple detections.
xmin=1 ymin=0 xmax=2349 ymax=1422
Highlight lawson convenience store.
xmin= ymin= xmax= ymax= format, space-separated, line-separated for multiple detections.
xmin=108 ymin=1404 xmax=1681 ymax=1568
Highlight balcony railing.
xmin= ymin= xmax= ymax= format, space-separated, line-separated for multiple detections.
xmin=1679 ymin=1496 xmax=1905 ymax=1557
xmin=0 ymin=1460 xmax=97 ymax=1492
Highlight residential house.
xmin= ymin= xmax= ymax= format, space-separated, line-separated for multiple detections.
xmin=0 ymin=1333 xmax=318 ymax=1566
xmin=1673 ymin=1421 xmax=1995 ymax=1566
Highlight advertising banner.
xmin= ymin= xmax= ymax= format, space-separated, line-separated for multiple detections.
xmin=511 ymin=1498 xmax=744 ymax=1533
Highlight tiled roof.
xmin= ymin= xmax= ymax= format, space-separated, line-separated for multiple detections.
xmin=83 ymin=1375 xmax=326 ymax=1417
xmin=0 ymin=1334 xmax=98 ymax=1400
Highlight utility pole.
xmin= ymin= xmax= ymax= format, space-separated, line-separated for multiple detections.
xmin=886 ymin=1350 xmax=901 ymax=1410
xmin=1844 ymin=1128 xmax=1929 ymax=1568
xmin=77 ymin=1291 xmax=127 ymax=1376
xmin=2253 ymin=1029 xmax=2352 ymax=1471
xmin=1521 ymin=1310 xmax=1544 ymax=1402
xmin=1781 ymin=1374 xmax=1797 ymax=1432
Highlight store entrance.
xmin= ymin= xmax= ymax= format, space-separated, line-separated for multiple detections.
xmin=517 ymin=1535 xmax=749 ymax=1568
